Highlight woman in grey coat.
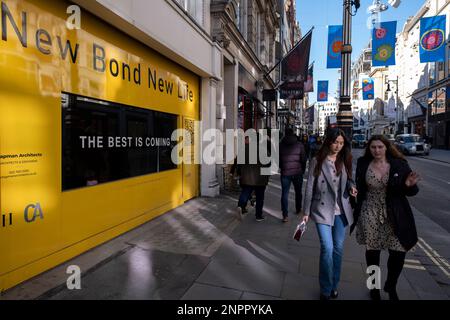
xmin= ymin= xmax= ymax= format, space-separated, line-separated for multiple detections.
xmin=302 ymin=128 xmax=357 ymax=300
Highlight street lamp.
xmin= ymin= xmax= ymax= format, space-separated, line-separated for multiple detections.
xmin=338 ymin=0 xmax=360 ymax=139
xmin=385 ymin=76 xmax=399 ymax=134
xmin=368 ymin=0 xmax=388 ymax=26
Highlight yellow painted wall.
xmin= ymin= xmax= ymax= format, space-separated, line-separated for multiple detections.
xmin=0 ymin=0 xmax=199 ymax=291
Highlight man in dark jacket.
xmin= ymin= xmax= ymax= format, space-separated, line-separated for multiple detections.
xmin=235 ymin=137 xmax=270 ymax=222
xmin=279 ymin=128 xmax=307 ymax=222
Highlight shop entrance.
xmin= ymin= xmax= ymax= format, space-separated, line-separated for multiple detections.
xmin=182 ymin=117 xmax=199 ymax=201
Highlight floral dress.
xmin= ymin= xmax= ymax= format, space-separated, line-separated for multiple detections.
xmin=356 ymin=166 xmax=405 ymax=252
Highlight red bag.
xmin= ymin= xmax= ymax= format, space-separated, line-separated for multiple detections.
xmin=293 ymin=221 xmax=307 ymax=241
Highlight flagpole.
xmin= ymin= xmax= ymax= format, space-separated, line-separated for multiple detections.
xmin=337 ymin=0 xmax=358 ymax=138
xmin=264 ymin=27 xmax=314 ymax=79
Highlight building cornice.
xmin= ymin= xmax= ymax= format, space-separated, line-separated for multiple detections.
xmin=369 ymin=67 xmax=389 ymax=77
xmin=402 ymin=2 xmax=430 ymax=38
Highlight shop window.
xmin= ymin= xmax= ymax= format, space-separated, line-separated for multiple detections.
xmin=429 ymin=62 xmax=436 ymax=86
xmin=447 ymin=45 xmax=450 ymax=78
xmin=429 ymin=90 xmax=436 ymax=116
xmin=238 ymin=95 xmax=254 ymax=131
xmin=62 ymin=93 xmax=177 ymax=191
xmin=433 ymin=87 xmax=446 ymax=115
xmin=437 ymin=61 xmax=445 ymax=82
xmin=155 ymin=112 xmax=178 ymax=171
xmin=237 ymin=93 xmax=267 ymax=131
xmin=447 ymin=85 xmax=450 ymax=112
xmin=125 ymin=112 xmax=157 ymax=177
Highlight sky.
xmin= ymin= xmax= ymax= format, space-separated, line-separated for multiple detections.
xmin=296 ymin=0 xmax=426 ymax=104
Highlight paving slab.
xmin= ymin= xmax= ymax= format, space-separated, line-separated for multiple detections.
xmin=195 ymin=260 xmax=285 ymax=297
xmin=181 ymin=283 xmax=242 ymax=300
xmin=280 ymin=273 xmax=319 ymax=300
xmin=241 ymin=292 xmax=282 ymax=300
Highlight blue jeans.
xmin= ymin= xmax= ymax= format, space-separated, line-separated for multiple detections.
xmin=280 ymin=174 xmax=303 ymax=217
xmin=238 ymin=185 xmax=266 ymax=218
xmin=315 ymin=215 xmax=348 ymax=296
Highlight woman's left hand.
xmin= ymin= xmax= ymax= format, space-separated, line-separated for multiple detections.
xmin=405 ymin=171 xmax=420 ymax=187
xmin=350 ymin=187 xmax=358 ymax=197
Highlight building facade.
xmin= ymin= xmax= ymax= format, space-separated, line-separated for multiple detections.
xmin=210 ymin=0 xmax=280 ymax=190
xmin=0 ymin=0 xmax=221 ymax=291
xmin=316 ymin=100 xmax=338 ymax=136
xmin=351 ymin=43 xmax=373 ymax=136
xmin=211 ymin=0 xmax=302 ymax=189
xmin=394 ymin=0 xmax=450 ymax=149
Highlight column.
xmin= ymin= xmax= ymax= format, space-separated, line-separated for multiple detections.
xmin=200 ymin=77 xmax=220 ymax=197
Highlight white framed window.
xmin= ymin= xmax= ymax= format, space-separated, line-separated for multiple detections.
xmin=238 ymin=0 xmax=248 ymax=40
xmin=175 ymin=0 xmax=204 ymax=26
xmin=256 ymin=11 xmax=261 ymax=57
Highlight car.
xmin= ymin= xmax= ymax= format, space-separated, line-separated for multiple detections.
xmin=383 ymin=134 xmax=395 ymax=144
xmin=394 ymin=134 xmax=430 ymax=156
xmin=352 ymin=134 xmax=367 ymax=148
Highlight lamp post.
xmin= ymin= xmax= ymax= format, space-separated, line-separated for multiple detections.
xmin=386 ymin=76 xmax=399 ymax=134
xmin=338 ymin=0 xmax=360 ymax=139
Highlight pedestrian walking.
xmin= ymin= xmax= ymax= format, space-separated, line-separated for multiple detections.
xmin=308 ymin=135 xmax=317 ymax=160
xmin=301 ymin=134 xmax=310 ymax=159
xmin=309 ymin=135 xmax=322 ymax=159
xmin=351 ymin=135 xmax=420 ymax=301
xmin=279 ymin=128 xmax=307 ymax=222
xmin=302 ymin=128 xmax=357 ymax=300
xmin=235 ymin=136 xmax=270 ymax=222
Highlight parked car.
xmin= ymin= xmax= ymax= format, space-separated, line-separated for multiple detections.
xmin=383 ymin=134 xmax=395 ymax=145
xmin=394 ymin=134 xmax=430 ymax=155
xmin=352 ymin=134 xmax=367 ymax=148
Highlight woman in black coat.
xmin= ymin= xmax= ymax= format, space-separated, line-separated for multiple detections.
xmin=351 ymin=135 xmax=420 ymax=300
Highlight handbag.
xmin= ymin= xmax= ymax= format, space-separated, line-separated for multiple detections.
xmin=293 ymin=221 xmax=307 ymax=241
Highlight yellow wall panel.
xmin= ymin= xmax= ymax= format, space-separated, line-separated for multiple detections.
xmin=0 ymin=0 xmax=199 ymax=291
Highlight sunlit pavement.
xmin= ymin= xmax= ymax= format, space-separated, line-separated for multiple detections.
xmin=2 ymin=157 xmax=449 ymax=300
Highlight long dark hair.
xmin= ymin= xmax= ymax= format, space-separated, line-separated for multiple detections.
xmin=314 ymin=128 xmax=353 ymax=178
xmin=363 ymin=135 xmax=405 ymax=160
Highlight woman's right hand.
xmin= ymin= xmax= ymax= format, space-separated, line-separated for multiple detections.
xmin=302 ymin=215 xmax=309 ymax=224
xmin=405 ymin=171 xmax=420 ymax=187
xmin=350 ymin=187 xmax=358 ymax=197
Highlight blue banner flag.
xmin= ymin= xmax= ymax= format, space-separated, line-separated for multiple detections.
xmin=372 ymin=21 xmax=397 ymax=67
xmin=317 ymin=81 xmax=328 ymax=102
xmin=420 ymin=15 xmax=446 ymax=63
xmin=327 ymin=25 xmax=343 ymax=69
xmin=362 ymin=78 xmax=375 ymax=100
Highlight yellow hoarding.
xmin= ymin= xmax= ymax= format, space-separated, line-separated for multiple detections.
xmin=0 ymin=0 xmax=199 ymax=291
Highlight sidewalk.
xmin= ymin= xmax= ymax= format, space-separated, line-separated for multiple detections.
xmin=1 ymin=176 xmax=449 ymax=300
xmin=420 ymin=148 xmax=450 ymax=164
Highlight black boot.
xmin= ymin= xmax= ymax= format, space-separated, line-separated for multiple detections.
xmin=330 ymin=290 xmax=338 ymax=299
xmin=383 ymin=285 xmax=399 ymax=301
xmin=320 ymin=294 xmax=330 ymax=300
xmin=366 ymin=250 xmax=381 ymax=300
xmin=370 ymin=289 xmax=381 ymax=300
xmin=384 ymin=250 xmax=406 ymax=301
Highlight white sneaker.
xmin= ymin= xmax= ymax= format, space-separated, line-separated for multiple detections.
xmin=236 ymin=207 xmax=243 ymax=221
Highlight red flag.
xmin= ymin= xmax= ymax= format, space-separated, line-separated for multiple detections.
xmin=281 ymin=30 xmax=312 ymax=83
